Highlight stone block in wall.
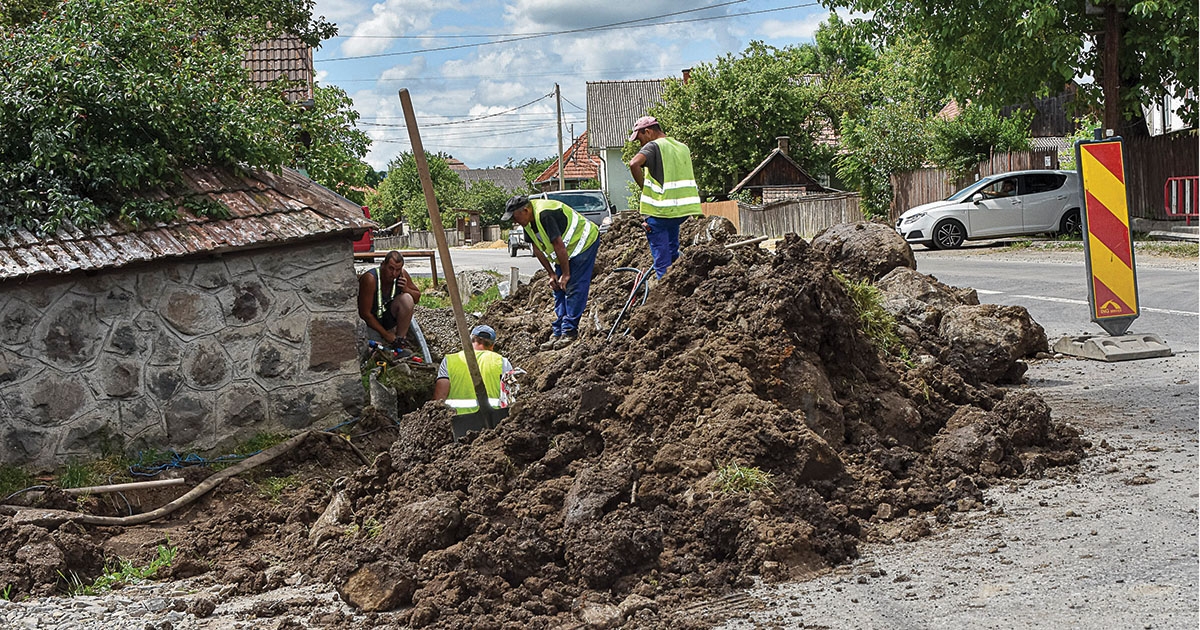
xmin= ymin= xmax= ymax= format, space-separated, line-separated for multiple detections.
xmin=148 ymin=330 xmax=183 ymax=366
xmin=269 ymin=384 xmax=353 ymax=431
xmin=164 ymin=393 xmax=213 ymax=445
xmin=1 ymin=421 xmax=48 ymax=466
xmin=119 ymin=399 xmax=164 ymax=447
xmin=108 ymin=323 xmax=141 ymax=356
xmin=136 ymin=270 xmax=168 ymax=310
xmin=184 ymin=339 xmax=231 ymax=390
xmin=215 ymin=323 xmax=265 ymax=381
xmin=59 ymin=406 xmax=121 ymax=459
xmin=271 ymin=294 xmax=309 ymax=343
xmin=222 ymin=281 xmax=273 ymax=325
xmin=308 ymin=319 xmax=357 ymax=372
xmin=162 ymin=288 xmax=224 ymax=336
xmin=193 ymin=259 xmax=231 ymax=290
xmin=219 ymin=384 xmax=269 ymax=427
xmin=16 ymin=373 xmax=92 ymax=428
xmin=101 ymin=358 xmax=140 ymax=398
xmin=297 ymin=264 xmax=358 ymax=310
xmin=253 ymin=341 xmax=300 ymax=381
xmin=35 ymin=298 xmax=103 ymax=368
xmin=147 ymin=367 xmax=183 ymax=401
xmin=338 ymin=377 xmax=366 ymax=418
xmin=0 ymin=349 xmax=35 ymax=385
xmin=0 ymin=299 xmax=39 ymax=346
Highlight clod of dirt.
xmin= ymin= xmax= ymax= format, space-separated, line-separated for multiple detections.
xmin=810 ymin=221 xmax=917 ymax=281
xmin=338 ymin=561 xmax=417 ymax=612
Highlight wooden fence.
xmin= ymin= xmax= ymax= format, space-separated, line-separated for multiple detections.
xmin=889 ymin=136 xmax=1199 ymax=222
xmin=374 ymin=230 xmax=462 ymax=251
xmin=1125 ymin=135 xmax=1198 ymax=219
xmin=701 ymin=200 xmax=740 ymax=231
xmin=889 ymin=150 xmax=1061 ymax=222
xmin=737 ymin=193 xmax=863 ymax=238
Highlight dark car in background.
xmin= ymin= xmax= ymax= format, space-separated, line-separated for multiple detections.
xmin=508 ymin=189 xmax=615 ymax=256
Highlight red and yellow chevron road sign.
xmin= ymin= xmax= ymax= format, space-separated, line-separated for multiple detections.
xmin=1076 ymin=138 xmax=1139 ymax=336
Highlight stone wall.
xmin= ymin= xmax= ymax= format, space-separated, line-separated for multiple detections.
xmin=0 ymin=239 xmax=365 ymax=469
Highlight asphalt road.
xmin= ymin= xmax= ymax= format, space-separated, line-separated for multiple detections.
xmin=912 ymin=246 xmax=1199 ymax=352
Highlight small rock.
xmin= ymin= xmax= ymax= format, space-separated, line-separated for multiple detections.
xmin=338 ymin=562 xmax=417 ymax=612
xmin=578 ymin=602 xmax=622 ymax=629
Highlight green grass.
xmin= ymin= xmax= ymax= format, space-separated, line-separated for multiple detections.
xmin=1136 ymin=241 xmax=1198 ymax=258
xmin=56 ymin=460 xmax=101 ymax=489
xmin=716 ymin=463 xmax=775 ymax=494
xmin=834 ymin=270 xmax=906 ymax=357
xmin=75 ymin=544 xmax=177 ymax=595
xmin=0 ymin=465 xmax=35 ymax=499
xmin=412 ymin=274 xmax=504 ymax=311
xmin=1002 ymin=239 xmax=1035 ymax=250
xmin=257 ymin=475 xmax=299 ymax=503
xmin=1 ymin=584 xmax=12 ymax=600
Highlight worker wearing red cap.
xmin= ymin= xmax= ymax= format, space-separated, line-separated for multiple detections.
xmin=627 ymin=116 xmax=702 ymax=278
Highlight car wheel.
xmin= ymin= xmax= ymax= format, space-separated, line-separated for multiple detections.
xmin=932 ymin=219 xmax=966 ymax=250
xmin=1058 ymin=209 xmax=1082 ymax=238
xmin=509 ymin=245 xmax=517 ymax=257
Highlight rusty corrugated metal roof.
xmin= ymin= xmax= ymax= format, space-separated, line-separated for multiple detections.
xmin=0 ymin=167 xmax=373 ymax=282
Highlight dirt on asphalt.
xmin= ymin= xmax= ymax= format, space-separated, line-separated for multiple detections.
xmin=0 ymin=215 xmax=1088 ymax=628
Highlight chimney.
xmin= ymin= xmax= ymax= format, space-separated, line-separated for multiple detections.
xmin=682 ymin=68 xmax=692 ymax=84
xmin=776 ymin=136 xmax=789 ymax=156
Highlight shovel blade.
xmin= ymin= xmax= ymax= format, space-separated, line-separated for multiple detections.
xmin=449 ymin=407 xmax=510 ymax=441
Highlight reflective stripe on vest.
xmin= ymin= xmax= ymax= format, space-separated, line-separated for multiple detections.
xmin=445 ymin=349 xmax=505 ymax=415
xmin=640 ymin=137 xmax=702 ymax=218
xmin=524 ymin=199 xmax=598 ymax=265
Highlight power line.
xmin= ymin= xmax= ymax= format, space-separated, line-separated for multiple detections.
xmin=317 ymin=1 xmax=815 ymax=63
xmin=560 ymin=94 xmax=586 ymax=112
xmin=419 ymin=91 xmax=554 ymax=127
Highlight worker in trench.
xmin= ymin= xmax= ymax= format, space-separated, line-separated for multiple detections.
xmin=357 ymin=250 xmax=421 ymax=356
xmin=502 ymin=194 xmax=600 ymax=350
xmin=627 ymin=115 xmax=703 ymax=278
xmin=433 ymin=325 xmax=516 ymax=413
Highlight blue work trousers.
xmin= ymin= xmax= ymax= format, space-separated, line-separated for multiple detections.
xmin=552 ymin=240 xmax=600 ymax=337
xmin=644 ymin=215 xmax=686 ymax=278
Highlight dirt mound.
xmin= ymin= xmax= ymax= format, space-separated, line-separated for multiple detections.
xmin=0 ymin=214 xmax=1083 ymax=628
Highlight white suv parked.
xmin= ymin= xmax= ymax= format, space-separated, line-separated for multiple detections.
xmin=896 ymin=170 xmax=1083 ymax=249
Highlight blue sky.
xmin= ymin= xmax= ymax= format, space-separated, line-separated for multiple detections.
xmin=311 ymin=0 xmax=843 ymax=171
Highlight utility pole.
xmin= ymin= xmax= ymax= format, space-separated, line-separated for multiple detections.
xmin=555 ymin=83 xmax=565 ymax=192
xmin=1102 ymin=3 xmax=1121 ymax=132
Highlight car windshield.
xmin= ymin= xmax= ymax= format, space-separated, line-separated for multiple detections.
xmin=944 ymin=178 xmax=998 ymax=202
xmin=543 ymin=192 xmax=607 ymax=214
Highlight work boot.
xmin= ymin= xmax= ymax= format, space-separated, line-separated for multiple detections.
xmin=552 ymin=335 xmax=576 ymax=350
xmin=539 ymin=335 xmax=560 ymax=350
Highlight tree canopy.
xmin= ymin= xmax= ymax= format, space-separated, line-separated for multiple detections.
xmin=651 ymin=41 xmax=840 ymax=197
xmin=0 ymin=0 xmax=367 ymax=233
xmin=368 ymin=152 xmax=467 ymax=231
xmin=829 ymin=0 xmax=1198 ymax=130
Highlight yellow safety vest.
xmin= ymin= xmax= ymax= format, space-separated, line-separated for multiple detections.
xmin=525 ymin=199 xmax=598 ymax=266
xmin=445 ymin=349 xmax=505 ymax=415
xmin=640 ymin=137 xmax=702 ymax=219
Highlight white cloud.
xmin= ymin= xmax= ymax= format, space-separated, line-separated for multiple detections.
xmin=340 ymin=0 xmax=460 ymax=58
xmin=759 ymin=16 xmax=823 ymax=41
xmin=505 ymin=0 xmax=726 ymax=31
xmin=379 ymin=57 xmax=430 ymax=82
xmin=313 ymin=0 xmax=370 ymax=23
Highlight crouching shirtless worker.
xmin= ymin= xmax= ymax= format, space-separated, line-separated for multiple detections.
xmin=358 ymin=251 xmax=421 ymax=351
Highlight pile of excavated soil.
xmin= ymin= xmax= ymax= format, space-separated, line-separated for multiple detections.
xmin=0 ymin=215 xmax=1084 ymax=628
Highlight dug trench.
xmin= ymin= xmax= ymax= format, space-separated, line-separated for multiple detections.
xmin=0 ymin=215 xmax=1085 ymax=628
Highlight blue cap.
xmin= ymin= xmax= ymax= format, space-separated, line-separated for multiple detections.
xmin=471 ymin=325 xmax=496 ymax=341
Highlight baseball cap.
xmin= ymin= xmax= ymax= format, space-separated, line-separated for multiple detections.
xmin=628 ymin=116 xmax=658 ymax=141
xmin=501 ymin=195 xmax=528 ymax=221
xmin=471 ymin=325 xmax=496 ymax=341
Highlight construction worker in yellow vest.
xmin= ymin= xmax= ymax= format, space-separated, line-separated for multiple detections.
xmin=627 ymin=115 xmax=702 ymax=278
xmin=433 ymin=325 xmax=514 ymax=414
xmin=502 ymin=195 xmax=600 ymax=350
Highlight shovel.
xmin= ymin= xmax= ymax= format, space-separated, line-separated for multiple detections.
xmin=399 ymin=89 xmax=508 ymax=440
